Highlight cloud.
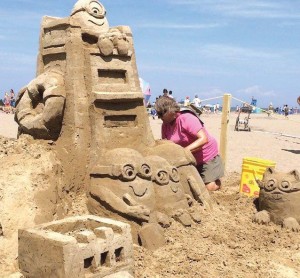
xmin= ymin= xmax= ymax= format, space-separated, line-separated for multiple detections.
xmin=0 ymin=9 xmax=42 ymax=21
xmin=0 ymin=52 xmax=36 ymax=69
xmin=168 ymin=0 xmax=300 ymax=19
xmin=138 ymin=64 xmax=212 ymax=75
xmin=136 ymin=23 xmax=224 ymax=30
xmin=198 ymin=87 xmax=227 ymax=99
xmin=237 ymin=85 xmax=276 ymax=97
xmin=197 ymin=44 xmax=281 ymax=61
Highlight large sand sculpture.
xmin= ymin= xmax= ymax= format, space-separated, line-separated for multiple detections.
xmin=15 ymin=0 xmax=212 ymax=229
xmin=5 ymin=0 xmax=214 ymax=275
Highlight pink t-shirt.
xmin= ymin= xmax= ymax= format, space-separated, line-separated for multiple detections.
xmin=162 ymin=112 xmax=219 ymax=164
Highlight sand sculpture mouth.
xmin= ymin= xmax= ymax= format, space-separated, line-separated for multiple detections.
xmin=270 ymin=192 xmax=284 ymax=201
xmin=129 ymin=184 xmax=148 ymax=197
xmin=88 ymin=19 xmax=105 ymax=26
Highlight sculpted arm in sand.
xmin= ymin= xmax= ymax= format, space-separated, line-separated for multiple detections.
xmin=89 ymin=183 xmax=151 ymax=222
xmin=15 ymin=70 xmax=65 ymax=140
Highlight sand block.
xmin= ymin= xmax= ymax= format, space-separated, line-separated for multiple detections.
xmin=138 ymin=223 xmax=165 ymax=251
xmin=18 ymin=215 xmax=133 ymax=278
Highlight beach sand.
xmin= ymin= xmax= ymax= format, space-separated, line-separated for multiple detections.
xmin=1 ymin=111 xmax=300 ymax=277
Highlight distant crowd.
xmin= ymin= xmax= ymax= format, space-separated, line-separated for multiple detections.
xmin=1 ymin=89 xmax=16 ymax=114
xmin=147 ymin=89 xmax=221 ymax=119
xmin=147 ymin=90 xmax=298 ymax=120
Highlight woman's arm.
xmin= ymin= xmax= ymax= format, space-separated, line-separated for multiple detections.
xmin=185 ymin=129 xmax=208 ymax=153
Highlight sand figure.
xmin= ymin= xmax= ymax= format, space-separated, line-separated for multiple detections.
xmin=146 ymin=141 xmax=214 ymax=211
xmin=253 ymin=167 xmax=300 ymax=231
xmin=146 ymin=155 xmax=202 ymax=226
xmin=88 ymin=148 xmax=155 ymax=224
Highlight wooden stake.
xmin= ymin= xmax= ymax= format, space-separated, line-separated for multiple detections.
xmin=219 ymin=94 xmax=231 ymax=171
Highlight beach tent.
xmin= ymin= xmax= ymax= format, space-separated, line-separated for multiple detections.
xmin=139 ymin=77 xmax=151 ymax=106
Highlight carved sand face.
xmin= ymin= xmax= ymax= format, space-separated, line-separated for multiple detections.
xmin=257 ymin=168 xmax=300 ymax=224
xmin=71 ymin=0 xmax=109 ymax=35
xmin=258 ymin=168 xmax=300 ymax=202
xmin=145 ymin=155 xmax=189 ymax=213
xmin=99 ymin=148 xmax=153 ymax=197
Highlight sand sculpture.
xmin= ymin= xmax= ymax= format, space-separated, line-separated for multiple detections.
xmin=19 ymin=215 xmax=133 ymax=277
xmin=14 ymin=0 xmax=212 ymax=253
xmin=253 ymin=167 xmax=300 ymax=231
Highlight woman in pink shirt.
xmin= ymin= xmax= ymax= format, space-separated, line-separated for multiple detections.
xmin=155 ymin=96 xmax=224 ymax=191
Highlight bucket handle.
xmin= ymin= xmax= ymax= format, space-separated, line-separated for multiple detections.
xmin=252 ymin=169 xmax=260 ymax=183
xmin=252 ymin=169 xmax=264 ymax=187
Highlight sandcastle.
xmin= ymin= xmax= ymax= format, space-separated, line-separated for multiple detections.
xmin=12 ymin=0 xmax=213 ymax=275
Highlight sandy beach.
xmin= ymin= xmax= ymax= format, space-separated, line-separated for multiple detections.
xmin=0 ymin=112 xmax=18 ymax=139
xmin=1 ymin=110 xmax=300 ymax=277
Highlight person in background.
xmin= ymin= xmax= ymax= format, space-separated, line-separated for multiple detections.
xmin=268 ymin=102 xmax=274 ymax=117
xmin=10 ymin=89 xmax=16 ymax=108
xmin=168 ymin=90 xmax=174 ymax=99
xmin=150 ymin=107 xmax=157 ymax=119
xmin=163 ymin=88 xmax=168 ymax=97
xmin=183 ymin=96 xmax=190 ymax=106
xmin=4 ymin=92 xmax=11 ymax=113
xmin=284 ymin=104 xmax=289 ymax=118
xmin=193 ymin=95 xmax=201 ymax=108
xmin=155 ymin=96 xmax=224 ymax=191
xmin=268 ymin=102 xmax=273 ymax=111
xmin=215 ymin=103 xmax=220 ymax=113
xmin=213 ymin=104 xmax=216 ymax=114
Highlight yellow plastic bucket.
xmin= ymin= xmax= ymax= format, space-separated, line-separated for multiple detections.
xmin=240 ymin=157 xmax=276 ymax=197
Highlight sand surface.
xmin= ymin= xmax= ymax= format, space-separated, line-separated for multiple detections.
xmin=1 ymin=111 xmax=300 ymax=277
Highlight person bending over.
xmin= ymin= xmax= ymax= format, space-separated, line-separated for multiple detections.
xmin=155 ymin=96 xmax=224 ymax=191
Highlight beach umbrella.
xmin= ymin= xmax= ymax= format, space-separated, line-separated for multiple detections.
xmin=139 ymin=77 xmax=151 ymax=105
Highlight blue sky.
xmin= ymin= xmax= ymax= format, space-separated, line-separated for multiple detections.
xmin=1 ymin=0 xmax=300 ymax=108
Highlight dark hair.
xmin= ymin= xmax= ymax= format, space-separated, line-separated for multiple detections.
xmin=163 ymin=88 xmax=168 ymax=94
xmin=155 ymin=96 xmax=180 ymax=115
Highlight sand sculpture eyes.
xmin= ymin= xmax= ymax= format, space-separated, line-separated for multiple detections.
xmin=253 ymin=167 xmax=300 ymax=231
xmin=71 ymin=0 xmax=109 ymax=34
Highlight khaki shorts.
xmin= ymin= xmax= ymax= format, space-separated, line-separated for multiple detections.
xmin=196 ymin=155 xmax=224 ymax=183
